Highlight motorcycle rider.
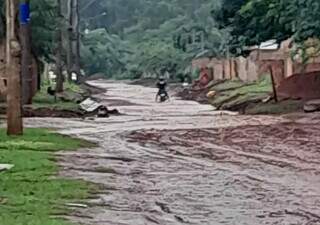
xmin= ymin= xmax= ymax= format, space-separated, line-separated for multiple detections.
xmin=155 ymin=75 xmax=169 ymax=102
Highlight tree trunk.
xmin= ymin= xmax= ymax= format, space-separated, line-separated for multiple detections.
xmin=6 ymin=0 xmax=23 ymax=135
xmin=66 ymin=0 xmax=73 ymax=82
xmin=20 ymin=0 xmax=32 ymax=105
xmin=69 ymin=0 xmax=80 ymax=82
xmin=55 ymin=0 xmax=64 ymax=93
xmin=74 ymin=0 xmax=81 ymax=81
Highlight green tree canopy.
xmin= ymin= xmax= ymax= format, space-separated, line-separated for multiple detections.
xmin=214 ymin=0 xmax=320 ymax=55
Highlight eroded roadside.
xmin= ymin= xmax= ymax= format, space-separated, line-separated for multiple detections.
xmin=25 ymin=80 xmax=320 ymax=225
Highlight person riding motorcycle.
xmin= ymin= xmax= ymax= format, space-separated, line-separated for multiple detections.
xmin=155 ymin=76 xmax=169 ymax=102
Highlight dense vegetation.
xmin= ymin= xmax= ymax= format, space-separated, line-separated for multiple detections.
xmin=80 ymin=0 xmax=224 ymax=79
xmin=214 ymin=0 xmax=320 ymax=55
xmin=1 ymin=0 xmax=320 ymax=79
xmin=0 ymin=0 xmax=226 ymax=79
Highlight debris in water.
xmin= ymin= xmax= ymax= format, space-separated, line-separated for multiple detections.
xmin=0 ymin=164 xmax=14 ymax=172
xmin=80 ymin=98 xmax=103 ymax=112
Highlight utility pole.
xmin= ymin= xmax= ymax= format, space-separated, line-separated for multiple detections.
xmin=68 ymin=0 xmax=81 ymax=82
xmin=269 ymin=65 xmax=278 ymax=103
xmin=20 ymin=0 xmax=32 ymax=104
xmin=6 ymin=0 xmax=23 ymax=135
xmin=66 ymin=0 xmax=73 ymax=82
xmin=55 ymin=0 xmax=64 ymax=93
xmin=74 ymin=0 xmax=81 ymax=81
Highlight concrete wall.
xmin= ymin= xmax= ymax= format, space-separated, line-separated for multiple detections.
xmin=259 ymin=60 xmax=285 ymax=87
xmin=192 ymin=39 xmax=320 ymax=84
xmin=192 ymin=58 xmax=211 ymax=69
xmin=236 ymin=57 xmax=247 ymax=81
xmin=223 ymin=59 xmax=232 ymax=80
xmin=193 ymin=55 xmax=260 ymax=82
xmin=293 ymin=62 xmax=320 ymax=74
xmin=207 ymin=58 xmax=223 ymax=80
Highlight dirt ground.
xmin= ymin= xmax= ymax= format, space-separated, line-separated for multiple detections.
xmin=24 ymin=80 xmax=320 ymax=225
xmin=278 ymin=72 xmax=320 ymax=100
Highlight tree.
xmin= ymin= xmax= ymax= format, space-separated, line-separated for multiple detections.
xmin=6 ymin=0 xmax=23 ymax=135
xmin=55 ymin=0 xmax=63 ymax=93
xmin=78 ymin=0 xmax=225 ymax=79
xmin=30 ymin=0 xmax=59 ymax=61
xmin=213 ymin=0 xmax=320 ymax=55
xmin=66 ymin=0 xmax=73 ymax=81
xmin=20 ymin=0 xmax=32 ymax=104
xmin=66 ymin=0 xmax=81 ymax=82
xmin=286 ymin=0 xmax=320 ymax=41
xmin=73 ymin=0 xmax=81 ymax=79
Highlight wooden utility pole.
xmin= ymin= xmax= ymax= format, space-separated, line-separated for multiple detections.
xmin=6 ymin=0 xmax=23 ymax=135
xmin=269 ymin=65 xmax=278 ymax=103
xmin=55 ymin=0 xmax=64 ymax=93
xmin=66 ymin=0 xmax=73 ymax=81
xmin=20 ymin=0 xmax=32 ymax=104
xmin=74 ymin=0 xmax=81 ymax=80
xmin=67 ymin=0 xmax=81 ymax=82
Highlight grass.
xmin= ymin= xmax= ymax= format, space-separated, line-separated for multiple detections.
xmin=209 ymin=76 xmax=273 ymax=110
xmin=207 ymin=75 xmax=304 ymax=114
xmin=212 ymin=79 xmax=247 ymax=92
xmin=32 ymin=82 xmax=85 ymax=111
xmin=0 ymin=128 xmax=96 ymax=225
xmin=32 ymin=97 xmax=79 ymax=111
xmin=212 ymin=76 xmax=272 ymax=94
xmin=64 ymin=82 xmax=87 ymax=95
xmin=245 ymin=100 xmax=303 ymax=115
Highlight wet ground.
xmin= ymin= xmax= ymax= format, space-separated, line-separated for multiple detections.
xmin=25 ymin=80 xmax=320 ymax=225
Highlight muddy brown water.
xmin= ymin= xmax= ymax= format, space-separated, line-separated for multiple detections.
xmin=25 ymin=80 xmax=320 ymax=225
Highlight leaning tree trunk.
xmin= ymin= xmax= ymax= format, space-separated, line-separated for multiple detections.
xmin=20 ymin=0 xmax=32 ymax=105
xmin=6 ymin=0 xmax=23 ymax=135
xmin=55 ymin=0 xmax=64 ymax=93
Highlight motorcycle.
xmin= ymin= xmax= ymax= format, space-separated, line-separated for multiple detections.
xmin=156 ymin=89 xmax=169 ymax=102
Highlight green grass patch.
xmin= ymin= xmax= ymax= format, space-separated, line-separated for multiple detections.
xmin=209 ymin=76 xmax=273 ymax=110
xmin=32 ymin=99 xmax=79 ymax=111
xmin=33 ymin=82 xmax=85 ymax=111
xmin=209 ymin=76 xmax=303 ymax=114
xmin=245 ymin=100 xmax=303 ymax=115
xmin=212 ymin=79 xmax=246 ymax=92
xmin=0 ymin=128 xmax=96 ymax=225
xmin=64 ymin=83 xmax=86 ymax=95
xmin=212 ymin=76 xmax=272 ymax=94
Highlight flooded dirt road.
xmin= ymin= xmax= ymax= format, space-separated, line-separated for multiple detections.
xmin=25 ymin=80 xmax=320 ymax=225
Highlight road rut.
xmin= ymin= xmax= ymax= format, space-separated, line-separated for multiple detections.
xmin=26 ymin=80 xmax=320 ymax=225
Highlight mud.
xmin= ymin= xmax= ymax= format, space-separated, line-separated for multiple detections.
xmin=0 ymin=105 xmax=83 ymax=118
xmin=278 ymin=72 xmax=320 ymax=100
xmin=24 ymin=80 xmax=320 ymax=225
xmin=82 ymin=82 xmax=106 ymax=95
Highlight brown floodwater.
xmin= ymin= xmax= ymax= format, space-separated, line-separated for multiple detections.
xmin=25 ymin=80 xmax=320 ymax=225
